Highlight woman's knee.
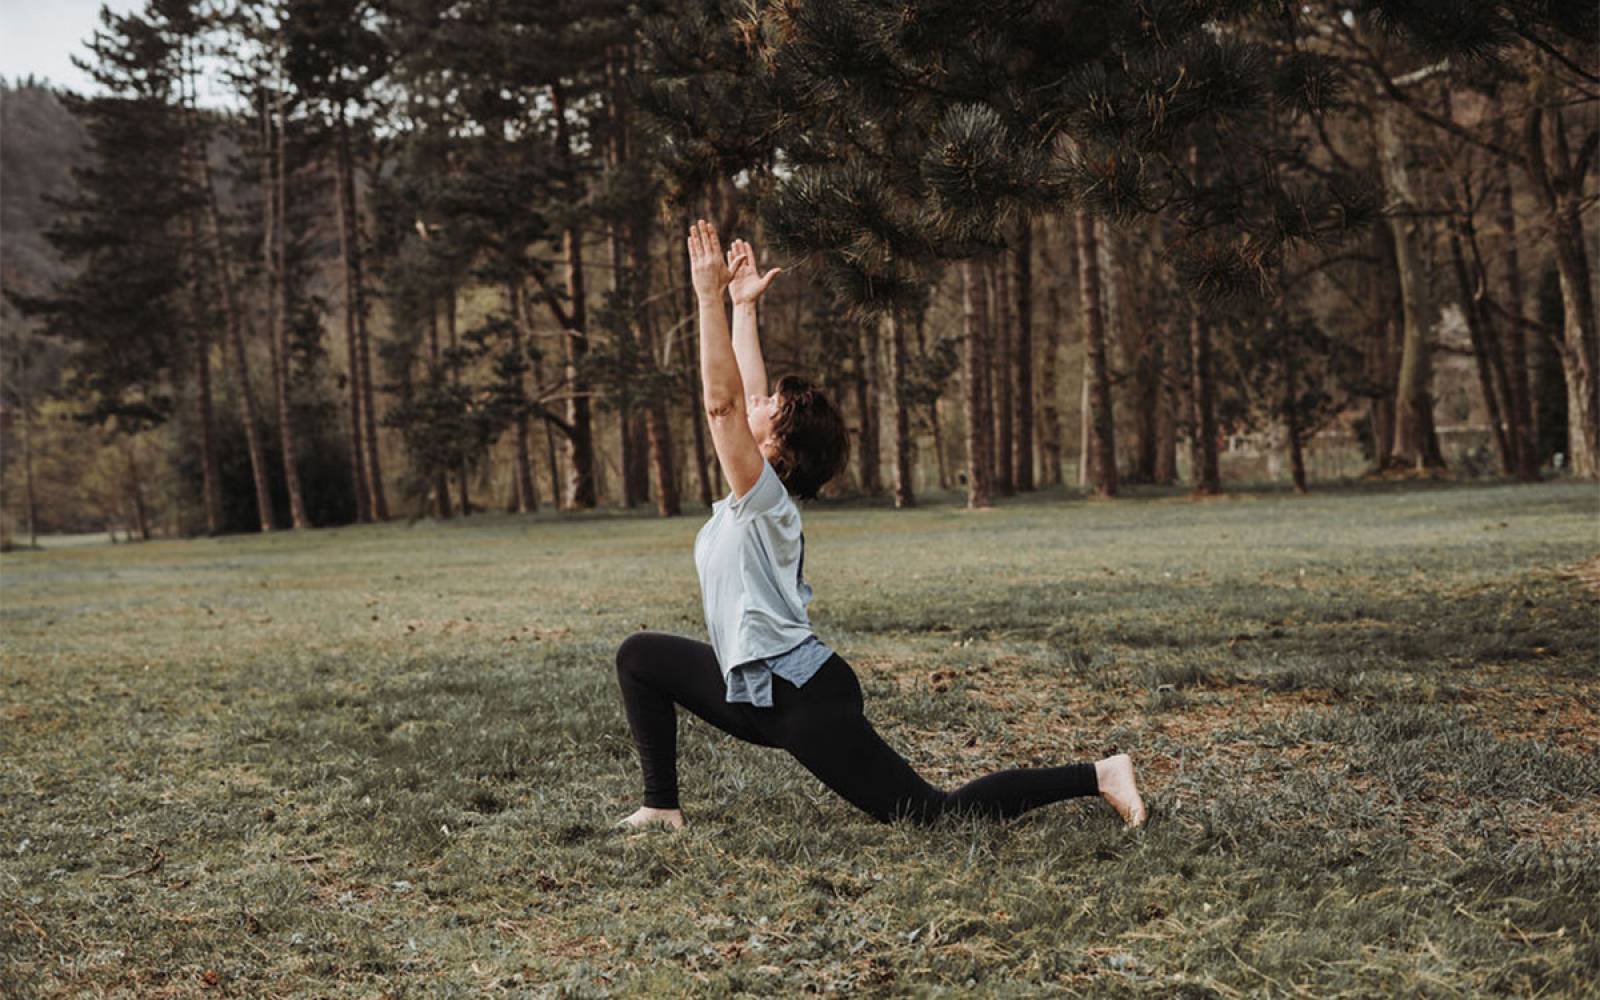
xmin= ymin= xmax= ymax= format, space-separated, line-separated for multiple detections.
xmin=615 ymin=631 xmax=658 ymax=678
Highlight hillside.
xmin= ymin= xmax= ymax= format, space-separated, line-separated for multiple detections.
xmin=0 ymin=82 xmax=90 ymax=323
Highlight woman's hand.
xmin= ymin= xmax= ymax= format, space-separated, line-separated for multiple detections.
xmin=688 ymin=219 xmax=732 ymax=301
xmin=726 ymin=238 xmax=782 ymax=306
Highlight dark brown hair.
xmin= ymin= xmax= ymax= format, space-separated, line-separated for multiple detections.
xmin=767 ymin=374 xmax=849 ymax=501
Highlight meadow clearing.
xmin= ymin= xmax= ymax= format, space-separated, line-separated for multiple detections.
xmin=2 ymin=480 xmax=1597 ymax=997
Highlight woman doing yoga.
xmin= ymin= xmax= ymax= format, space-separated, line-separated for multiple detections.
xmin=615 ymin=220 xmax=1146 ymax=831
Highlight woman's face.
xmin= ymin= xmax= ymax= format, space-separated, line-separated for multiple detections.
xmin=747 ymin=391 xmax=779 ymax=454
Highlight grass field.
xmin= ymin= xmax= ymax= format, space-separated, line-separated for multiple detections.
xmin=2 ymin=480 xmax=1597 ymax=998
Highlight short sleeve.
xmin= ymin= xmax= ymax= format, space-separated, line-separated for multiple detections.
xmin=729 ymin=459 xmax=788 ymax=521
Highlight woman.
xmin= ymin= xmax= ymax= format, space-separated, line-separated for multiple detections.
xmin=615 ymin=220 xmax=1145 ymax=831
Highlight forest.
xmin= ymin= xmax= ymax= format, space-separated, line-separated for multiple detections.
xmin=0 ymin=0 xmax=1595 ymax=541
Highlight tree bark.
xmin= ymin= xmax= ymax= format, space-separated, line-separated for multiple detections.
xmin=886 ymin=308 xmax=914 ymax=507
xmin=960 ymin=258 xmax=995 ymax=508
xmin=1075 ymin=212 xmax=1117 ymax=497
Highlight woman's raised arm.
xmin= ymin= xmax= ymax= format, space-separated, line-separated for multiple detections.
xmin=726 ymin=238 xmax=782 ymax=400
xmin=689 ymin=220 xmax=764 ymax=499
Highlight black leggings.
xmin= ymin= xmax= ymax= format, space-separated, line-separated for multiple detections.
xmin=614 ymin=631 xmax=1098 ymax=825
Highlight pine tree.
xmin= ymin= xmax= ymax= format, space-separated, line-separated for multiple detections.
xmin=10 ymin=7 xmax=189 ymax=459
xmin=283 ymin=0 xmax=392 ymax=519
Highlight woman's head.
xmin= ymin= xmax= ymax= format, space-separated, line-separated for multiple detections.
xmin=747 ymin=374 xmax=849 ymax=500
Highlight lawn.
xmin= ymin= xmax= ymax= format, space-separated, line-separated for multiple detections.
xmin=2 ymin=480 xmax=1597 ymax=998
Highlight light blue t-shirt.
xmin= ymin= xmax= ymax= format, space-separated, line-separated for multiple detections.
xmin=693 ymin=459 xmax=833 ymax=707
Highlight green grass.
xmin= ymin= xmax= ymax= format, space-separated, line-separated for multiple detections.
xmin=2 ymin=480 xmax=1597 ymax=997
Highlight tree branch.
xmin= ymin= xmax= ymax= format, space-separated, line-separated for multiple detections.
xmin=528 ymin=269 xmax=574 ymax=331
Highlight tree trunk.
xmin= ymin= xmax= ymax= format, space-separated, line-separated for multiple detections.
xmin=1376 ymin=104 xmax=1446 ymax=471
xmin=1493 ymin=102 xmax=1539 ymax=481
xmin=914 ymin=308 xmax=951 ymax=490
xmin=1038 ymin=237 xmax=1065 ymax=487
xmin=673 ymin=215 xmax=715 ymax=507
xmin=608 ymin=212 xmax=641 ymax=509
xmin=630 ymin=209 xmax=679 ymax=517
xmin=1368 ymin=223 xmax=1401 ymax=468
xmin=1118 ymin=224 xmax=1157 ymax=484
xmin=531 ymin=344 xmax=562 ymax=508
xmin=446 ymin=289 xmax=470 ymax=515
xmin=1014 ymin=220 xmax=1035 ymax=491
xmin=427 ymin=299 xmax=453 ymax=519
xmin=333 ymin=114 xmax=370 ymax=522
xmin=981 ymin=260 xmax=998 ymax=488
xmin=268 ymin=81 xmax=309 ymax=529
xmin=505 ymin=282 xmax=538 ymax=512
xmin=1187 ymin=308 xmax=1221 ymax=495
xmin=196 ymin=105 xmax=275 ymax=532
xmin=1075 ymin=212 xmax=1117 ymax=497
xmin=960 ymin=258 xmax=995 ymax=508
xmin=21 ymin=395 xmax=38 ymax=546
xmin=1154 ymin=330 xmax=1179 ymax=485
xmin=180 ymin=175 xmax=222 ymax=535
xmin=1281 ymin=329 xmax=1308 ymax=494
xmin=886 ymin=308 xmax=914 ymax=507
xmin=337 ymin=109 xmax=388 ymax=519
xmin=604 ymin=51 xmax=644 ymax=509
xmin=124 ymin=441 xmax=150 ymax=541
xmin=993 ymin=253 xmax=1015 ymax=496
xmin=1448 ymin=223 xmax=1515 ymax=473
xmin=1525 ymin=105 xmax=1600 ymax=479
xmin=550 ymin=84 xmax=597 ymax=508
xmin=1079 ymin=365 xmax=1093 ymax=487
xmin=177 ymin=48 xmax=222 ymax=536
xmin=854 ymin=321 xmax=883 ymax=495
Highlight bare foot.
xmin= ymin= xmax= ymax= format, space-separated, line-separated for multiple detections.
xmin=617 ymin=806 xmax=685 ymax=831
xmin=1094 ymin=754 xmax=1146 ymax=829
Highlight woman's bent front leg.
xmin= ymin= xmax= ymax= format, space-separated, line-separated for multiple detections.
xmin=614 ymin=631 xmax=776 ymax=811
